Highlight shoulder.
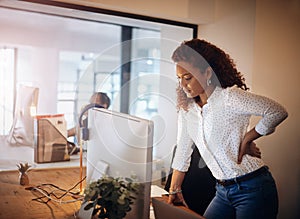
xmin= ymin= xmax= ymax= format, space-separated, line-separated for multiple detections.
xmin=223 ymin=86 xmax=251 ymax=101
xmin=210 ymin=86 xmax=246 ymax=102
xmin=226 ymin=86 xmax=247 ymax=95
xmin=218 ymin=86 xmax=254 ymax=109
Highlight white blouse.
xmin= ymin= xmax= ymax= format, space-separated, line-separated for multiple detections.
xmin=172 ymin=86 xmax=288 ymax=180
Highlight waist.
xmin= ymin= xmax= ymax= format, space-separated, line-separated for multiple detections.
xmin=216 ymin=166 xmax=269 ymax=187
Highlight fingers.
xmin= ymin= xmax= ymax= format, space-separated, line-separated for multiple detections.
xmin=254 ymin=147 xmax=261 ymax=158
xmin=238 ymin=141 xmax=262 ymax=164
xmin=181 ymin=199 xmax=189 ymax=208
xmin=168 ymin=193 xmax=188 ymax=208
xmin=167 ymin=195 xmax=175 ymax=204
xmin=251 ymin=142 xmax=261 ymax=158
xmin=237 ymin=144 xmax=245 ymax=164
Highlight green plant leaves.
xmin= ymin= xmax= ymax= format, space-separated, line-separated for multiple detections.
xmin=83 ymin=175 xmax=140 ymax=219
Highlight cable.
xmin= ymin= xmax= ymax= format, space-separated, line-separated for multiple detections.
xmin=78 ymin=103 xmax=104 ymax=141
xmin=26 ymin=176 xmax=86 ymax=204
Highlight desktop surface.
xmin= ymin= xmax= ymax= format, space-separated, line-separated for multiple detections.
xmin=152 ymin=196 xmax=205 ymax=219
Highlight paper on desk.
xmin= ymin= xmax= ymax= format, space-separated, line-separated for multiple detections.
xmin=151 ymin=185 xmax=169 ymax=197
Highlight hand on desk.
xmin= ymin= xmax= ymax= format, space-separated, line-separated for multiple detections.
xmin=168 ymin=192 xmax=189 ymax=208
xmin=154 ymin=196 xmax=206 ymax=219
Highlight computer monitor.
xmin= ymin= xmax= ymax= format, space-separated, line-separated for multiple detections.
xmin=86 ymin=108 xmax=154 ymax=219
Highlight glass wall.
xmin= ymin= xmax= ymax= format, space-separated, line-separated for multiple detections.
xmin=0 ymin=1 xmax=195 ymax=168
xmin=57 ymin=27 xmax=162 ymax=129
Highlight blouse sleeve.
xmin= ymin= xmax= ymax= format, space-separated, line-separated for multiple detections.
xmin=171 ymin=109 xmax=194 ymax=172
xmin=227 ymin=87 xmax=288 ymax=136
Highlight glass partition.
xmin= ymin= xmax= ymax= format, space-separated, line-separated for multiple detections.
xmin=0 ymin=0 xmax=196 ymax=170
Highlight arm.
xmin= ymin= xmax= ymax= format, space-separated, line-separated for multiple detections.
xmin=168 ymin=169 xmax=188 ymax=207
xmin=230 ymin=88 xmax=288 ymax=135
xmin=168 ymin=110 xmax=193 ymax=206
xmin=67 ymin=125 xmax=81 ymax=143
xmin=230 ymin=88 xmax=288 ymax=163
xmin=67 ymin=127 xmax=76 ymax=137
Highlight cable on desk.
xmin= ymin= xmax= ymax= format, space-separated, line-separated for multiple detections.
xmin=26 ymin=176 xmax=86 ymax=204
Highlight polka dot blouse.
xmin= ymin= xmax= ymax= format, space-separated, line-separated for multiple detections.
xmin=172 ymin=86 xmax=288 ymax=180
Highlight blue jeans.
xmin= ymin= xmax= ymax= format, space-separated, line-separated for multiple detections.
xmin=204 ymin=167 xmax=278 ymax=219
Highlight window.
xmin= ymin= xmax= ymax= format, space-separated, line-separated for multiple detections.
xmin=0 ymin=48 xmax=15 ymax=135
xmin=129 ymin=28 xmax=161 ymax=119
xmin=0 ymin=0 xmax=196 ymax=164
xmin=57 ymin=27 xmax=161 ymax=128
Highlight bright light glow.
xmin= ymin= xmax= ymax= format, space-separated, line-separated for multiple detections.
xmin=30 ymin=105 xmax=37 ymax=117
xmin=0 ymin=48 xmax=15 ymax=135
xmin=146 ymin=59 xmax=153 ymax=65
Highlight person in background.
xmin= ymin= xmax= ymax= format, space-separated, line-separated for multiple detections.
xmin=168 ymin=39 xmax=288 ymax=219
xmin=67 ymin=92 xmax=110 ymax=154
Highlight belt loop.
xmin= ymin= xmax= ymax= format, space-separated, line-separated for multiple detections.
xmin=234 ymin=178 xmax=241 ymax=190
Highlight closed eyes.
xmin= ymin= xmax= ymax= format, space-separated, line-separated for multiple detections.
xmin=177 ymin=73 xmax=193 ymax=83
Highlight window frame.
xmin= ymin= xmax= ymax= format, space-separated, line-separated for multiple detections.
xmin=19 ymin=0 xmax=198 ymax=38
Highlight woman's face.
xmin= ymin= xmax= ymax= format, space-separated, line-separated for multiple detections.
xmin=176 ymin=61 xmax=208 ymax=98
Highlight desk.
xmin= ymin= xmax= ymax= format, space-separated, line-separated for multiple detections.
xmin=152 ymin=196 xmax=206 ymax=219
xmin=0 ymin=167 xmax=205 ymax=219
xmin=0 ymin=167 xmax=85 ymax=219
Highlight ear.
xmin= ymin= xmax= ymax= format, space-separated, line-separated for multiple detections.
xmin=204 ymin=67 xmax=213 ymax=80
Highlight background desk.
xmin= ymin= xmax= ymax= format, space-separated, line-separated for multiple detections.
xmin=0 ymin=167 xmax=85 ymax=219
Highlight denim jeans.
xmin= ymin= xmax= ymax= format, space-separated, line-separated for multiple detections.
xmin=204 ymin=167 xmax=278 ymax=219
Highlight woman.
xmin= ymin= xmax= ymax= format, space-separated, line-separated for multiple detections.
xmin=168 ymin=39 xmax=288 ymax=219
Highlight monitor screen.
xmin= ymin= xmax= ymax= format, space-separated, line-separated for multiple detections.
xmin=86 ymin=108 xmax=154 ymax=219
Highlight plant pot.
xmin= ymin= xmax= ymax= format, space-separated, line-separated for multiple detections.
xmin=19 ymin=172 xmax=29 ymax=186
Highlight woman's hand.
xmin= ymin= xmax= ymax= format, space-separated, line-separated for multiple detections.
xmin=167 ymin=169 xmax=188 ymax=207
xmin=168 ymin=191 xmax=188 ymax=207
xmin=238 ymin=141 xmax=261 ymax=164
xmin=238 ymin=128 xmax=262 ymax=164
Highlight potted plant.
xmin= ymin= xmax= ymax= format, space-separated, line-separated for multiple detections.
xmin=83 ymin=175 xmax=140 ymax=219
xmin=17 ymin=162 xmax=31 ymax=186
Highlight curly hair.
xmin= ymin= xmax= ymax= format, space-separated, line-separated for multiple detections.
xmin=172 ymin=39 xmax=249 ymax=111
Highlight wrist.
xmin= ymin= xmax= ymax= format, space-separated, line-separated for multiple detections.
xmin=244 ymin=128 xmax=261 ymax=142
xmin=169 ymin=188 xmax=182 ymax=195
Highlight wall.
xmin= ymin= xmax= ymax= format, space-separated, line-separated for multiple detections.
xmin=21 ymin=47 xmax=60 ymax=114
xmin=198 ymin=0 xmax=256 ymax=86
xmin=57 ymin=0 xmax=214 ymax=23
xmin=252 ymin=1 xmax=300 ymax=218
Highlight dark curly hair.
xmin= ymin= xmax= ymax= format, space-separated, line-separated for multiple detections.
xmin=172 ymin=39 xmax=249 ymax=110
